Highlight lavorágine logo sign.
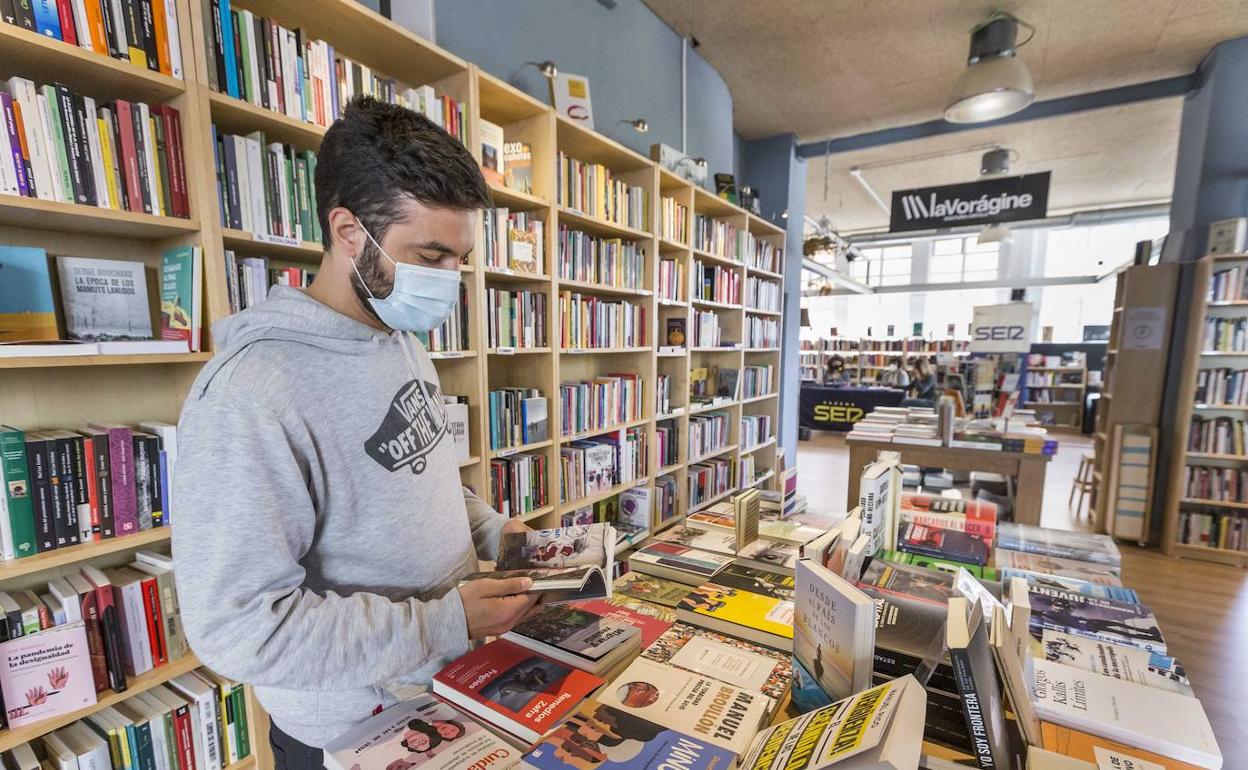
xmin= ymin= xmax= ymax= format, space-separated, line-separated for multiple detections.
xmin=889 ymin=172 xmax=1050 ymax=232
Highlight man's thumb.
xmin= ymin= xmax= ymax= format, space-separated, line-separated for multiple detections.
xmin=479 ymin=576 xmax=534 ymax=597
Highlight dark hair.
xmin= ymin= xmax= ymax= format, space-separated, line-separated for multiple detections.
xmin=314 ymin=96 xmax=490 ymax=249
xmin=402 ymin=720 xmax=442 ymax=754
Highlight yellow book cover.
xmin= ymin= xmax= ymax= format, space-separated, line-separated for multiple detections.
xmin=149 ymin=117 xmax=166 ymax=217
xmin=678 ymin=583 xmax=794 ymax=640
xmin=97 ymin=118 xmax=121 ymax=211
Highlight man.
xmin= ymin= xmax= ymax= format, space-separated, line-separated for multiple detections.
xmin=172 ymin=97 xmax=539 ymax=767
xmin=878 ymin=356 xmax=911 ymax=388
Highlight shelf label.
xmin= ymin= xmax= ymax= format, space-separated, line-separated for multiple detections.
xmin=493 ymin=267 xmax=515 ymax=275
xmin=433 ymin=350 xmax=463 ymax=359
xmin=568 ymin=348 xmax=587 ymax=354
xmin=496 ymin=447 xmax=518 ymax=457
xmin=252 ymin=232 xmax=303 ymax=248
xmin=495 ymin=346 xmax=516 ymax=355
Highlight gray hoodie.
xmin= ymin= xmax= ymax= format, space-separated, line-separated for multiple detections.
xmin=171 ymin=286 xmax=505 ymax=748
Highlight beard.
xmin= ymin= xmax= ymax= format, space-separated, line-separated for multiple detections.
xmin=349 ymin=236 xmax=394 ymax=321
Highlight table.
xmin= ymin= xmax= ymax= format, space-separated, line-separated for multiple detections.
xmin=799 ymin=384 xmax=906 ymax=432
xmin=845 ymin=438 xmax=1053 ymax=526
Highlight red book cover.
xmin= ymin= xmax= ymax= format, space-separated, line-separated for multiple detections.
xmin=899 ymin=492 xmax=997 ymax=542
xmin=171 ymin=700 xmax=196 ymax=770
xmin=137 ymin=574 xmax=168 ymax=666
xmin=55 ymin=0 xmax=78 ymax=45
xmin=80 ymin=435 xmax=100 ymax=538
xmin=568 ymin=598 xmax=673 ymax=647
xmin=72 ymin=579 xmax=110 ymax=692
xmin=432 ymin=639 xmax=602 ymax=743
xmin=111 ymin=100 xmax=143 ymax=214
xmin=165 ymin=106 xmax=188 ymax=217
xmin=81 ymin=567 xmax=127 ymax=692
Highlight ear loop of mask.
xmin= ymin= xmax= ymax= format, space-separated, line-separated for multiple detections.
xmin=346 ymin=215 xmax=423 ymax=379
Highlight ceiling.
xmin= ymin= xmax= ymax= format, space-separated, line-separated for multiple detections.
xmin=643 ymin=0 xmax=1248 ymax=142
xmin=804 ymin=97 xmax=1183 ymax=233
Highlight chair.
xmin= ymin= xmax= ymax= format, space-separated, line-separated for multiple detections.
xmin=1069 ymin=452 xmax=1095 ymax=518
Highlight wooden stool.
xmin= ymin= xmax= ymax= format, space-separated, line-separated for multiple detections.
xmin=1069 ymin=452 xmax=1095 ymax=517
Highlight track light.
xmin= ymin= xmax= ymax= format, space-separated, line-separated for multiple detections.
xmin=980 ymin=148 xmax=1015 ymax=177
xmin=618 ymin=118 xmax=649 ymax=133
xmin=674 ymin=155 xmax=707 ymax=169
xmin=945 ymin=13 xmax=1035 ymax=124
xmin=978 ymin=223 xmax=1014 ymax=245
xmin=522 ymin=60 xmax=558 ymax=79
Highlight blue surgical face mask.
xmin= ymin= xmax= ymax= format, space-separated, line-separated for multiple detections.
xmin=349 ymin=218 xmax=460 ymax=332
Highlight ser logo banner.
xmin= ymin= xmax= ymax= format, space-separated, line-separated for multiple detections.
xmin=889 ymin=172 xmax=1050 ymax=233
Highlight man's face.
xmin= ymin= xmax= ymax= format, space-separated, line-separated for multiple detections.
xmin=349 ymin=197 xmax=474 ymax=307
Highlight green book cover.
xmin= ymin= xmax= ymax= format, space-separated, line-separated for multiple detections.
xmin=159 ymin=246 xmax=194 ymax=348
xmin=283 ymin=150 xmax=296 ymax=241
xmin=907 ymin=551 xmax=998 ymax=580
xmin=39 ymin=85 xmax=74 ymax=201
xmin=304 ymin=151 xmax=320 ymax=243
xmin=237 ymin=10 xmax=255 ymax=104
xmin=160 ymin=711 xmax=178 ymax=770
xmin=232 ymin=684 xmax=250 ymax=757
xmin=293 ymin=156 xmax=310 ymax=243
xmin=0 ymin=427 xmax=37 ymax=559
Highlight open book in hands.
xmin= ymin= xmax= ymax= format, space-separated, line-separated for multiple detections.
xmin=460 ymin=523 xmax=616 ymax=603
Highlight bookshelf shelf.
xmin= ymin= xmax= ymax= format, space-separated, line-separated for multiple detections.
xmin=745 ymin=308 xmax=782 ymax=317
xmin=689 ymin=444 xmax=738 ymax=464
xmin=1186 ymin=453 xmax=1248 ymax=462
xmin=0 ymin=23 xmax=187 ymax=103
xmin=742 ymin=393 xmax=778 ymax=404
xmin=206 ymin=91 xmax=327 ymax=149
xmin=1193 ymin=403 xmax=1248 ymax=411
xmin=488 ymin=439 xmax=553 ymax=459
xmin=690 ymin=400 xmax=738 ymax=414
xmin=746 ymin=266 xmax=784 ymax=280
xmin=692 ymin=248 xmax=743 ymax=269
xmin=1199 ymin=350 xmax=1248 ymax=356
xmin=689 ymin=484 xmax=739 ymax=514
xmin=1206 ymin=300 xmax=1248 ymax=307
xmin=654 ymin=516 xmax=682 ymax=534
xmin=557 ymin=207 xmax=652 ymax=241
xmin=1170 ymin=541 xmax=1248 ymax=565
xmin=0 ymin=529 xmax=170 ymax=581
xmin=742 ymin=437 xmax=778 ymax=454
xmin=564 ymin=477 xmax=650 ymax=510
xmin=556 ymin=278 xmax=650 ymax=298
xmin=0 ymin=351 xmax=213 ymax=369
xmin=744 ymin=469 xmax=776 ymax=489
xmin=0 ymin=195 xmax=199 ymax=238
xmin=221 ymin=228 xmax=323 ymax=260
xmin=657 ymin=461 xmax=684 ymax=476
xmin=560 ymin=346 xmax=651 ymax=355
xmin=692 ymin=298 xmax=742 ymax=311
xmin=656 ymin=299 xmax=688 ymax=308
xmin=486 ymin=347 xmax=550 ymax=356
xmin=745 ymin=347 xmax=781 ymax=353
xmin=486 ymin=182 xmax=549 ymax=210
xmin=0 ymin=653 xmax=202 ymax=752
xmin=657 ymin=348 xmax=688 ymax=358
xmin=659 ymin=237 xmax=689 ymax=251
xmin=429 ymin=350 xmax=478 ymax=360
xmin=519 ymin=505 xmax=556 ymax=522
xmin=1180 ymin=497 xmax=1248 ymax=510
xmin=560 ymin=417 xmax=651 ymax=444
xmin=691 ymin=346 xmax=743 ymax=353
xmin=458 ymin=455 xmax=482 ymax=468
xmin=482 ymin=267 xmax=550 ymax=284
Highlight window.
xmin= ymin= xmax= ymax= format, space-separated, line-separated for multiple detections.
xmin=1044 ymin=218 xmax=1169 ymax=277
xmin=929 ymin=237 xmax=1000 ymax=283
xmin=847 ymin=245 xmax=913 ymax=287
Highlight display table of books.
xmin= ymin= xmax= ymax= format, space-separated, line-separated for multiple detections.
xmin=317 ymin=468 xmax=1223 ymax=770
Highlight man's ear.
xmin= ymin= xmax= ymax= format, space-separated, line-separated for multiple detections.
xmin=327 ymin=207 xmax=362 ymax=259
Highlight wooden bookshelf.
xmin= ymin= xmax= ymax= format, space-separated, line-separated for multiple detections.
xmin=0 ymin=0 xmax=791 ymax=759
xmin=1162 ymin=254 xmax=1248 ymax=566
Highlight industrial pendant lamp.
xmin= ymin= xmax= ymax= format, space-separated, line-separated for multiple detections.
xmin=945 ymin=13 xmax=1035 ymax=124
xmin=977 ymin=147 xmax=1017 ymax=244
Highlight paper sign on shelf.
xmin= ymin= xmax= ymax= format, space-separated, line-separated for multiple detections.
xmin=970 ymin=302 xmax=1034 ymax=353
xmin=1122 ymin=306 xmax=1167 ymax=350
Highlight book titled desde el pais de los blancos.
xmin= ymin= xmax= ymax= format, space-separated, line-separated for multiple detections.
xmin=322 ymin=693 xmax=515 ymax=770
xmin=737 ymin=676 xmax=927 ymax=770
xmin=519 ymin=698 xmax=736 ymax=770
xmin=0 ymin=621 xmax=97 ymax=728
xmin=432 ymin=639 xmax=603 ymax=745
xmin=595 ymin=657 xmax=770 ymax=756
xmin=461 ymin=523 xmax=615 ymax=603
xmin=54 ymin=257 xmax=153 ymax=341
xmin=793 ymin=558 xmax=875 ymax=704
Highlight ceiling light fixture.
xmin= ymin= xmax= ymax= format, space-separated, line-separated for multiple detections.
xmin=945 ymin=13 xmax=1035 ymax=124
xmin=977 ymin=222 xmax=1014 ymax=245
xmin=980 ymin=147 xmax=1016 ymax=177
xmin=618 ymin=118 xmax=649 ymax=133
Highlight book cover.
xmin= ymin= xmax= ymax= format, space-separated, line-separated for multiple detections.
xmin=1002 ymin=569 xmax=1138 ymax=604
xmin=641 ymin=621 xmax=792 ymax=702
xmin=1039 ymin=629 xmax=1191 ymax=696
xmin=996 ymin=522 xmax=1121 ymax=567
xmin=1031 ymin=659 xmax=1221 ymax=769
xmin=898 ymin=522 xmax=990 ymax=566
xmin=946 ymin=598 xmax=1012 ymax=770
xmin=794 ymin=558 xmax=875 ymax=703
xmin=496 ymin=524 xmax=612 ymax=572
xmin=656 ymin=526 xmax=736 ymax=555
xmin=788 ymin=656 xmax=835 ymax=714
xmin=609 ymin=572 xmax=690 ymax=609
xmin=899 ymin=492 xmax=997 ymax=543
xmin=676 ymin=583 xmax=794 ymax=648
xmin=0 ymin=426 xmax=37 ymax=559
xmin=158 ymin=246 xmax=198 ymax=352
xmin=1026 ymin=585 xmax=1166 ymax=653
xmin=504 ymin=604 xmax=639 ymax=667
xmin=858 ymin=459 xmax=896 ymax=555
xmin=993 ymin=549 xmax=1122 ymax=586
xmin=55 ymin=257 xmax=152 ymax=341
xmin=519 ymin=698 xmax=735 ymax=770
xmin=503 ymin=141 xmax=532 ymax=194
xmin=859 ymin=558 xmax=958 ymax=606
xmin=709 ymin=563 xmax=794 ymax=601
xmin=628 ymin=542 xmax=733 ymax=585
xmin=478 ymin=118 xmax=504 ymax=187
xmin=322 ymin=694 xmax=514 ymax=770
xmin=596 ymin=658 xmax=769 ymax=756
xmin=858 ymin=585 xmax=947 ymax=687
xmin=0 ymin=246 xmax=58 ymax=343
xmin=432 ymin=639 xmax=603 ymax=744
xmin=735 ymin=538 xmax=798 ymax=573
xmin=566 ymin=597 xmax=673 ymax=647
xmin=737 ymin=677 xmax=925 ymax=770
xmin=0 ymin=622 xmax=96 ymax=727
xmin=1040 ymin=722 xmax=1211 ymax=770
xmin=685 ymin=506 xmax=734 ymax=532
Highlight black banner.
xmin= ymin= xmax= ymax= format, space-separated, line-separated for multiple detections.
xmin=889 ymin=172 xmax=1050 ymax=233
xmin=799 ymin=385 xmax=906 ymax=432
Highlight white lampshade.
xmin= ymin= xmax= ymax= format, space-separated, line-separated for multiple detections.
xmin=978 ymin=223 xmax=1014 ymax=245
xmin=945 ymin=54 xmax=1034 ymax=124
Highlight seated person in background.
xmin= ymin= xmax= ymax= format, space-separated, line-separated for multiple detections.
xmin=878 ymin=356 xmax=911 ymax=388
xmin=908 ymin=357 xmax=939 ymax=403
xmin=823 ymin=354 xmax=848 ymax=385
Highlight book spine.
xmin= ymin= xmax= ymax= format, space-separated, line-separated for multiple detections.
xmin=948 ymin=645 xmax=1000 ymax=770
xmin=132 ymin=434 xmax=153 ymax=530
xmin=230 ymin=684 xmax=248 ymax=758
xmin=145 ymin=435 xmax=162 ymax=526
xmin=82 ymin=96 xmax=111 ymax=209
xmin=68 ymin=435 xmax=92 ymax=541
xmin=119 ymin=0 xmax=145 ymax=66
xmin=207 ymin=0 xmax=225 ymax=90
xmin=54 ymin=437 xmax=81 ymax=545
xmin=139 ymin=104 xmax=160 ymax=215
xmin=220 ymin=133 xmax=241 ymax=229
xmin=54 ymin=0 xmax=77 ymax=44
xmin=80 ymin=585 xmax=110 ymax=692
xmin=39 ymin=86 xmax=73 ymax=202
xmin=82 ymin=0 xmax=108 ymax=53
xmin=12 ymin=0 xmax=35 ymax=29
xmin=108 ymin=429 xmax=138 ymax=536
xmin=116 ymin=582 xmax=151 ymax=674
xmin=100 ymin=0 xmax=123 ymax=58
xmin=94 ymin=582 xmax=127 ymax=691
xmin=24 ymin=437 xmax=56 ymax=552
xmin=163 ymin=0 xmax=182 ymax=79
xmin=138 ymin=0 xmax=157 ymax=70
xmin=0 ymin=0 xmax=17 ymax=24
xmin=43 ymin=436 xmax=71 ymax=548
xmin=127 ymin=98 xmax=151 ymax=212
xmin=88 ymin=433 xmax=114 ymax=538
xmin=164 ymin=106 xmax=187 ymax=217
xmin=32 ymin=0 xmax=62 ymax=37
xmin=217 ymin=0 xmax=238 ymax=98
xmin=139 ymin=576 xmax=167 ymax=666
xmin=152 ymin=111 xmax=172 ymax=217
xmin=0 ymin=95 xmax=30 ymax=197
xmin=0 ymin=431 xmax=35 ymax=559
xmin=150 ymin=0 xmax=171 ymax=75
xmin=171 ymin=703 xmax=194 ymax=770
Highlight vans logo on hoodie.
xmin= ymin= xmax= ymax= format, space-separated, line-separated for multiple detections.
xmin=365 ymin=378 xmax=447 ymax=474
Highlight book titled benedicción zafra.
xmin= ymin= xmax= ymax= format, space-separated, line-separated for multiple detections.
xmin=322 ymin=694 xmax=515 ymax=770
xmin=461 ymin=523 xmax=615 ymax=603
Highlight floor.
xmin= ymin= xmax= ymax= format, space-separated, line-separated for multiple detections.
xmin=796 ymin=430 xmax=1248 ymax=764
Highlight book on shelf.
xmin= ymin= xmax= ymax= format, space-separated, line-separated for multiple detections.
xmin=503 ymin=141 xmax=532 ymax=194
xmin=478 ymin=118 xmax=505 ymax=187
xmin=675 ymin=579 xmax=794 ymax=652
xmin=1031 ymin=658 xmax=1221 ymax=769
xmin=214 ymin=128 xmax=320 ymax=244
xmin=0 ymin=620 xmax=96 ymax=727
xmin=737 ymin=676 xmax=926 ymax=770
xmin=640 ymin=621 xmax=792 ymax=707
xmin=0 ymin=0 xmax=185 ymax=77
xmin=158 ymin=246 xmax=202 ymax=352
xmin=483 ymin=208 xmax=545 ymax=273
xmin=502 ymin=603 xmax=640 ymax=676
xmin=55 ymin=257 xmax=153 ymax=342
xmin=463 ymin=523 xmax=615 ymax=603
xmin=488 ymin=452 xmax=549 ymax=518
xmin=627 ymin=541 xmax=733 ymax=586
xmin=432 ymin=639 xmax=603 ymax=745
xmin=518 ymin=698 xmax=737 ymax=770
xmin=556 ymin=152 xmax=649 ymax=231
xmin=793 ymin=557 xmax=875 ymax=704
xmin=596 ymin=657 xmax=769 ymax=755
xmin=557 ymin=226 xmax=646 ymax=288
xmin=0 ymin=246 xmax=58 ymax=343
xmin=945 ymin=597 xmax=1016 ymax=770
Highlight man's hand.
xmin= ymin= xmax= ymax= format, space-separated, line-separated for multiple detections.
xmin=458 ymin=576 xmax=542 ymax=639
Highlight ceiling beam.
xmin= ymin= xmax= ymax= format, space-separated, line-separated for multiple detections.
xmin=808 ymin=274 xmax=1099 ymax=297
xmin=796 ymin=73 xmax=1198 ymax=159
xmin=802 ymin=258 xmax=874 ymax=295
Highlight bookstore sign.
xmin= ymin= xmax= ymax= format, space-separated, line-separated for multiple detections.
xmin=889 ymin=172 xmax=1050 ymax=233
xmin=970 ymin=302 xmax=1034 ymax=353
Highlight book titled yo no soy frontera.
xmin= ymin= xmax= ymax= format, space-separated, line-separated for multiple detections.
xmin=0 ymin=622 xmax=97 ymax=727
xmin=322 ymin=694 xmax=514 ymax=770
xmin=462 ymin=523 xmax=615 ymax=603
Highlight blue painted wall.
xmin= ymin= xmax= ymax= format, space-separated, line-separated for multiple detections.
xmin=373 ymin=0 xmax=739 ymax=180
